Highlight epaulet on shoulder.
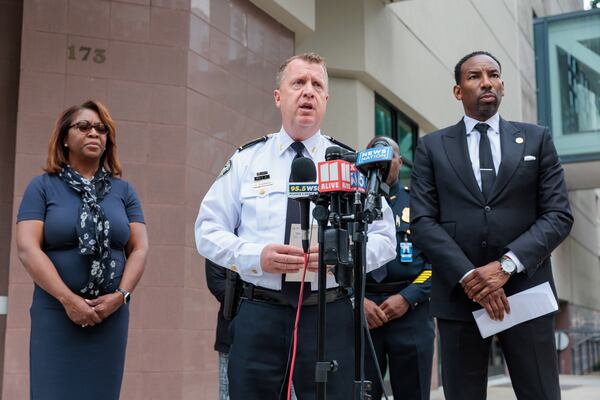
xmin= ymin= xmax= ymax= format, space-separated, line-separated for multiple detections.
xmin=237 ymin=134 xmax=273 ymax=152
xmin=323 ymin=135 xmax=355 ymax=152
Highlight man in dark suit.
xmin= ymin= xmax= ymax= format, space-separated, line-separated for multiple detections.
xmin=410 ymin=51 xmax=573 ymax=400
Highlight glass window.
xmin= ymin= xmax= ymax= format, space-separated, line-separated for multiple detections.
xmin=374 ymin=95 xmax=418 ymax=187
xmin=534 ymin=9 xmax=600 ymax=162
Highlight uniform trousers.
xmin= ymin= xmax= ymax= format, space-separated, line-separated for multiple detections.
xmin=438 ymin=313 xmax=560 ymax=400
xmin=228 ymin=296 xmax=354 ymax=400
xmin=364 ymin=295 xmax=434 ymax=400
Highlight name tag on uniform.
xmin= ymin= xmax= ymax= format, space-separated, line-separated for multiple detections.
xmin=252 ymin=170 xmax=273 ymax=189
xmin=400 ymin=242 xmax=413 ymax=263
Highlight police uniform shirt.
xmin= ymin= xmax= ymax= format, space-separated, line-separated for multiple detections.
xmin=367 ymin=183 xmax=432 ymax=308
xmin=195 ymin=128 xmax=397 ymax=291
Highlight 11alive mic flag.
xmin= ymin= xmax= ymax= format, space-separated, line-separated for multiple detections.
xmin=316 ymin=160 xmax=367 ymax=194
xmin=318 ymin=160 xmax=352 ymax=192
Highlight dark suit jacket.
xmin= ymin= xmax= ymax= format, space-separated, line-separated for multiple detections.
xmin=410 ymin=118 xmax=573 ymax=320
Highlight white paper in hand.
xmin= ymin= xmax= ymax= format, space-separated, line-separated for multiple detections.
xmin=472 ymin=282 xmax=558 ymax=338
xmin=285 ymin=223 xmax=317 ymax=283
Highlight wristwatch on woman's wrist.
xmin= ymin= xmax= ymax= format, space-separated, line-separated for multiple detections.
xmin=115 ymin=288 xmax=131 ymax=304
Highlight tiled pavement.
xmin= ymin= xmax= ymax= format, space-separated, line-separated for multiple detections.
xmin=427 ymin=375 xmax=600 ymax=400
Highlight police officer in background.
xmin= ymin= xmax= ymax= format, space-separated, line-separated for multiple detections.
xmin=195 ymin=53 xmax=396 ymax=400
xmin=364 ymin=136 xmax=434 ymax=400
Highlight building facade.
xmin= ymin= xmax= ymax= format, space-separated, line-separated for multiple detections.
xmin=0 ymin=0 xmax=597 ymax=398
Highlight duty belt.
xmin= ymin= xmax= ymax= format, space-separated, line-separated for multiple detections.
xmin=242 ymin=283 xmax=348 ymax=307
xmin=365 ymin=281 xmax=411 ymax=294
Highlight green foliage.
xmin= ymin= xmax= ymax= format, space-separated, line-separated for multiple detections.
xmin=591 ymin=0 xmax=600 ymax=9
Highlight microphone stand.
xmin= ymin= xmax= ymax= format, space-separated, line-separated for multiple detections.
xmin=310 ymin=162 xmax=386 ymax=399
xmin=350 ymin=191 xmax=371 ymax=400
xmin=312 ymin=196 xmax=337 ymax=400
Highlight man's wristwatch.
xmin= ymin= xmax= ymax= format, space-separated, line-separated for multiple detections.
xmin=115 ymin=288 xmax=131 ymax=304
xmin=499 ymin=255 xmax=517 ymax=276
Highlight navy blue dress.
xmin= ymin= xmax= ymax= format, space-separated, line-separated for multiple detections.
xmin=17 ymin=173 xmax=144 ymax=400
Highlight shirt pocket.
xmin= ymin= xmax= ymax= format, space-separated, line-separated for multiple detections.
xmin=240 ymin=181 xmax=287 ymax=231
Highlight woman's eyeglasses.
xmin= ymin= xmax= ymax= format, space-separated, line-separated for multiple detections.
xmin=69 ymin=121 xmax=109 ymax=135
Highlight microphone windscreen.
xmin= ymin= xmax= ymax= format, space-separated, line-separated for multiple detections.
xmin=290 ymin=157 xmax=317 ymax=182
xmin=343 ymin=152 xmax=357 ymax=163
xmin=369 ymin=137 xmax=390 ymax=149
xmin=325 ymin=146 xmax=346 ymax=161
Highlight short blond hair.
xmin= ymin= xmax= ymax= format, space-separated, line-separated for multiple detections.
xmin=276 ymin=52 xmax=328 ymax=89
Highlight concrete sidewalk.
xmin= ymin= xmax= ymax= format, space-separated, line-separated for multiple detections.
xmin=428 ymin=374 xmax=600 ymax=400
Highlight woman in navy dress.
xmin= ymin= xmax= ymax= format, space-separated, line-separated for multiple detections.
xmin=16 ymin=100 xmax=148 ymax=400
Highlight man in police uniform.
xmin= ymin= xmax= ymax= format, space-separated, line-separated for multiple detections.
xmin=195 ymin=53 xmax=396 ymax=400
xmin=364 ymin=137 xmax=434 ymax=400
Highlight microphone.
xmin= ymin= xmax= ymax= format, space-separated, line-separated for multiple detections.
xmin=355 ymin=138 xmax=393 ymax=177
xmin=356 ymin=138 xmax=394 ymax=222
xmin=325 ymin=145 xmax=346 ymax=160
xmin=317 ymin=147 xmax=351 ymax=269
xmin=318 ymin=146 xmax=353 ymax=193
xmin=342 ymin=152 xmax=366 ymax=193
xmin=289 ymin=157 xmax=317 ymax=253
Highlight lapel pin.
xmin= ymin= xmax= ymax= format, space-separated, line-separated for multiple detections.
xmin=515 ymin=137 xmax=524 ymax=144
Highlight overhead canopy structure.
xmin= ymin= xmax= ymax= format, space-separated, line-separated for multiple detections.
xmin=535 ymin=9 xmax=600 ymax=189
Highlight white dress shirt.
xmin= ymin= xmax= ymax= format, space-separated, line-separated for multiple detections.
xmin=464 ymin=114 xmax=502 ymax=191
xmin=460 ymin=114 xmax=524 ymax=279
xmin=195 ymin=127 xmax=397 ymax=290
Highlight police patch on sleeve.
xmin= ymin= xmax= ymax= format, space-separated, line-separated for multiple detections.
xmin=218 ymin=159 xmax=232 ymax=178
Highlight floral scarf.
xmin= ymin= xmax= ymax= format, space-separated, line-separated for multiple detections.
xmin=59 ymin=165 xmax=115 ymax=297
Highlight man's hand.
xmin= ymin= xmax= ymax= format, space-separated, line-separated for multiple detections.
xmin=478 ymin=288 xmax=511 ymax=321
xmin=462 ymin=261 xmax=509 ymax=302
xmin=85 ymin=292 xmax=124 ymax=320
xmin=380 ymin=294 xmax=410 ymax=321
xmin=364 ymin=298 xmax=388 ymax=329
xmin=260 ymin=243 xmax=315 ymax=274
xmin=305 ymin=245 xmax=322 ymax=272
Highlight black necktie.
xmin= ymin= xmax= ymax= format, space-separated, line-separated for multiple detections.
xmin=281 ymin=142 xmax=310 ymax=306
xmin=475 ymin=123 xmax=495 ymax=200
xmin=284 ymin=142 xmax=305 ymax=242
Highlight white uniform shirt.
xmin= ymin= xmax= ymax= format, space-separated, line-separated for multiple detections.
xmin=195 ymin=128 xmax=397 ymax=290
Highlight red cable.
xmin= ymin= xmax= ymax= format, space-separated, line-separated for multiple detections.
xmin=286 ymin=252 xmax=310 ymax=400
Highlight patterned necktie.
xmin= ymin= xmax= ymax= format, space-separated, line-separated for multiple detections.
xmin=475 ymin=123 xmax=496 ymax=200
xmin=281 ymin=141 xmax=310 ymax=306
